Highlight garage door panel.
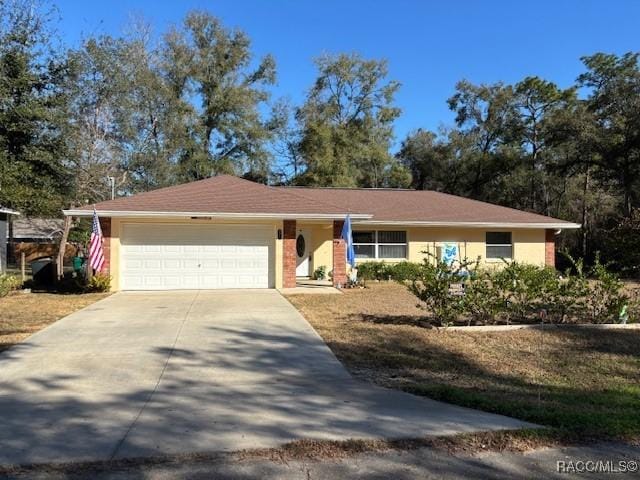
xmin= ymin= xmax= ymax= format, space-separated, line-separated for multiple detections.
xmin=163 ymin=259 xmax=181 ymax=269
xmin=121 ymin=224 xmax=272 ymax=290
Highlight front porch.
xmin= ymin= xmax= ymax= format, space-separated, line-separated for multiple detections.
xmin=281 ymin=219 xmax=347 ymax=289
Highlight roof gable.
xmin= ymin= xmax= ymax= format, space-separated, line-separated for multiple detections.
xmin=83 ymin=175 xmax=369 ymax=218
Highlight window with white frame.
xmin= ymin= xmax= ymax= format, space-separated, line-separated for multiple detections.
xmin=485 ymin=232 xmax=513 ymax=259
xmin=353 ymin=231 xmax=407 ymax=260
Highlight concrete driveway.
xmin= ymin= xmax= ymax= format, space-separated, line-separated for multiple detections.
xmin=0 ymin=291 xmax=534 ymax=466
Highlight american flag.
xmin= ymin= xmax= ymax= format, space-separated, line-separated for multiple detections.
xmin=89 ymin=208 xmax=105 ymax=273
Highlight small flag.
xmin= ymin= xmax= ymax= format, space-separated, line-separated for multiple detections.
xmin=88 ymin=207 xmax=105 ymax=273
xmin=341 ymin=214 xmax=356 ymax=268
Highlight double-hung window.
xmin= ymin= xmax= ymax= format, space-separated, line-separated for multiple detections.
xmin=353 ymin=231 xmax=407 ymax=260
xmin=485 ymin=232 xmax=513 ymax=260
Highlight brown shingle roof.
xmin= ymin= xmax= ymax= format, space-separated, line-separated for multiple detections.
xmin=277 ymin=186 xmax=578 ymax=226
xmin=67 ymin=175 xmax=579 ymax=227
xmin=85 ymin=175 xmax=368 ymax=217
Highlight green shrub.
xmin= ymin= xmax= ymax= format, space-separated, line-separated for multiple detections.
xmin=545 ymin=255 xmax=589 ymax=323
xmin=586 ymin=255 xmax=628 ymax=323
xmin=356 ymin=261 xmax=423 ymax=282
xmin=402 ymin=252 xmax=629 ymax=326
xmin=463 ymin=269 xmax=504 ymax=325
xmin=356 ymin=261 xmax=393 ymax=281
xmin=389 ymin=261 xmax=423 ymax=282
xmin=0 ymin=274 xmax=22 ymax=297
xmin=312 ymin=265 xmax=327 ymax=280
xmin=492 ymin=261 xmax=558 ymax=323
xmin=408 ymin=255 xmax=478 ymax=326
xmin=627 ymin=290 xmax=640 ymax=323
xmin=85 ymin=273 xmax=111 ymax=293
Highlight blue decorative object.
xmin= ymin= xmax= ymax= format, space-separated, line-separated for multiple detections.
xmin=441 ymin=243 xmax=458 ymax=266
xmin=341 ymin=215 xmax=356 ymax=268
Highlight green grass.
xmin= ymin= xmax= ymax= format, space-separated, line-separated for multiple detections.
xmin=405 ymin=384 xmax=640 ymax=439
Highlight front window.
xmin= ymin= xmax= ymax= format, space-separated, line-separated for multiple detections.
xmin=486 ymin=232 xmax=513 ymax=259
xmin=353 ymin=231 xmax=407 ymax=260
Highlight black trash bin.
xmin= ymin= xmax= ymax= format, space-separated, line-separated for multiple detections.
xmin=31 ymin=258 xmax=55 ymax=286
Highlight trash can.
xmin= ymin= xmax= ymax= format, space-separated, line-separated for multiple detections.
xmin=31 ymin=257 xmax=54 ymax=285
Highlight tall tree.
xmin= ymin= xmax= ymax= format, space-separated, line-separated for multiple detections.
xmin=445 ymin=80 xmax=518 ymax=201
xmin=64 ymin=36 xmax=126 ymax=206
xmin=511 ymin=76 xmax=576 ymax=215
xmin=0 ymin=0 xmax=71 ymax=216
xmin=163 ymin=11 xmax=277 ymax=181
xmin=397 ymin=129 xmax=457 ymax=191
xmin=57 ymin=35 xmax=129 ymax=277
xmin=578 ymin=52 xmax=640 ymax=217
xmin=115 ymin=22 xmax=186 ymax=192
xmin=295 ymin=53 xmax=409 ymax=187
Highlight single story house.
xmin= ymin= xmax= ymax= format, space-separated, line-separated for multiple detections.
xmin=64 ymin=175 xmax=581 ymax=291
xmin=0 ymin=206 xmax=20 ymax=273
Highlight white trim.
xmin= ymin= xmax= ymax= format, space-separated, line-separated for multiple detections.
xmin=62 ymin=210 xmax=580 ymax=229
xmin=0 ymin=208 xmax=20 ymax=215
xmin=63 ymin=209 xmax=372 ymax=221
xmin=354 ymin=220 xmax=581 ymax=229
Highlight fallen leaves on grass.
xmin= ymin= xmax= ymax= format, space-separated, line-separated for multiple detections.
xmin=286 ymin=283 xmax=640 ymax=440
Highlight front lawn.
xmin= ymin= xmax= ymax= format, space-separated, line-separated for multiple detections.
xmin=0 ymin=292 xmax=109 ymax=352
xmin=286 ymin=283 xmax=640 ymax=441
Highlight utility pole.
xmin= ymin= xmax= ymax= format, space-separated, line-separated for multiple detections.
xmin=107 ymin=177 xmax=115 ymax=200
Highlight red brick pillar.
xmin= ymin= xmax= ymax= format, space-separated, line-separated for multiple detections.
xmin=332 ymin=220 xmax=347 ymax=287
xmin=545 ymin=229 xmax=555 ymax=268
xmin=283 ymin=220 xmax=297 ymax=288
xmin=99 ymin=217 xmax=111 ymax=275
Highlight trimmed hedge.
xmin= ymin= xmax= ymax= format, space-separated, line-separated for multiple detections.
xmin=356 ymin=261 xmax=421 ymax=282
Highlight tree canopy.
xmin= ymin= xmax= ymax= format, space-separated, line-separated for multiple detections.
xmin=0 ymin=0 xmax=638 ymax=275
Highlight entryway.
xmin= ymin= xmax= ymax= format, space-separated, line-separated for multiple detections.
xmin=295 ymin=228 xmax=311 ymax=277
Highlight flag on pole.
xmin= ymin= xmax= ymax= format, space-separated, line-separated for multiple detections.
xmin=341 ymin=214 xmax=356 ymax=268
xmin=89 ymin=207 xmax=105 ymax=273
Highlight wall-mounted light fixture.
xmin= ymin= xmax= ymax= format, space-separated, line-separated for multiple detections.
xmin=277 ymin=229 xmax=283 ymax=240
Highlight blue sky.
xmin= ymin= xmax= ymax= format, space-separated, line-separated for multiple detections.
xmin=55 ymin=0 xmax=640 ymax=144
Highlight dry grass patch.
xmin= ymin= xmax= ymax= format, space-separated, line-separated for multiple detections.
xmin=0 ymin=429 xmax=575 ymax=477
xmin=0 ymin=292 xmax=109 ymax=352
xmin=286 ymin=283 xmax=640 ymax=440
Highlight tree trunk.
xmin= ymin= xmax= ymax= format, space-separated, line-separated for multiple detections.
xmin=56 ymin=214 xmax=72 ymax=280
xmin=581 ymin=165 xmax=590 ymax=259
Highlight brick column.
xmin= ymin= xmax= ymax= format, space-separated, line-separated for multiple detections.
xmin=283 ymin=220 xmax=297 ymax=288
xmin=99 ymin=217 xmax=111 ymax=275
xmin=545 ymin=229 xmax=555 ymax=268
xmin=332 ymin=220 xmax=347 ymax=287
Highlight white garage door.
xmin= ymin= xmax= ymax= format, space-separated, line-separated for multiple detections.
xmin=121 ymin=223 xmax=273 ymax=290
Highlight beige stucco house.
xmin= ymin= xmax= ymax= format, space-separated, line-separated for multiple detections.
xmin=64 ymin=175 xmax=580 ymax=291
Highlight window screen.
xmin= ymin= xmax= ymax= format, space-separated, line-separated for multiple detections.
xmin=486 ymin=232 xmax=513 ymax=259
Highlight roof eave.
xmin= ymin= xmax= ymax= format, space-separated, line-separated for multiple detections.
xmin=354 ymin=220 xmax=582 ymax=229
xmin=62 ymin=209 xmax=372 ymax=221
